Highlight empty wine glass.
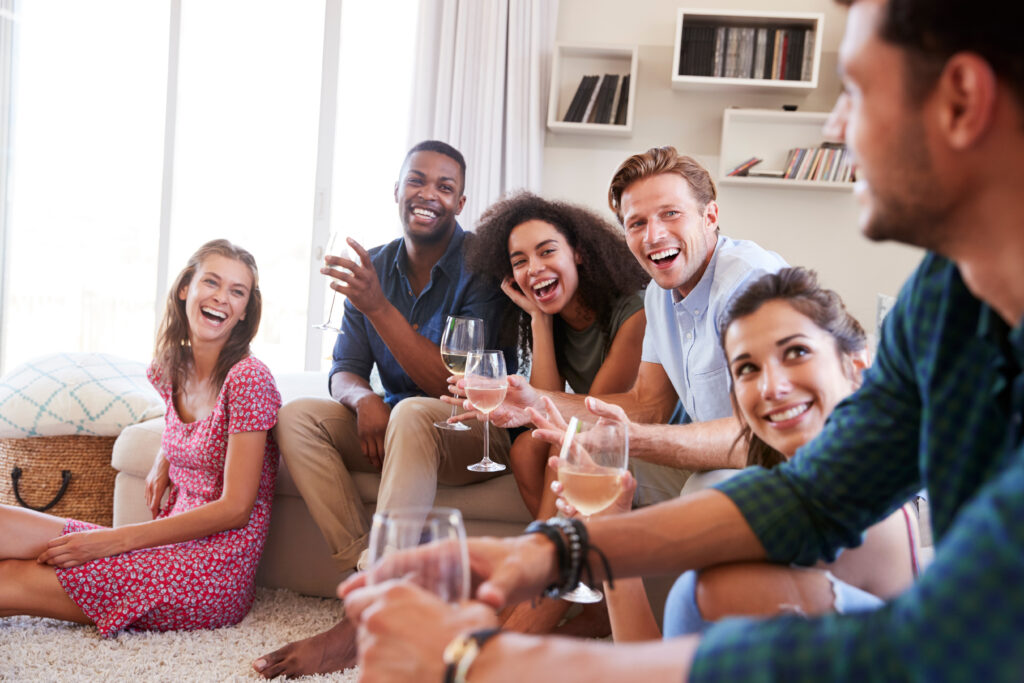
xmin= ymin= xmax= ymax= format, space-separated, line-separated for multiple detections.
xmin=464 ymin=350 xmax=508 ymax=472
xmin=313 ymin=232 xmax=352 ymax=333
xmin=365 ymin=506 xmax=470 ymax=604
xmin=557 ymin=415 xmax=628 ymax=603
xmin=434 ymin=316 xmax=485 ymax=431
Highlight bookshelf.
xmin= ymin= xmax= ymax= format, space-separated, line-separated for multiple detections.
xmin=672 ymin=9 xmax=824 ymax=92
xmin=547 ymin=43 xmax=638 ymax=137
xmin=718 ymin=108 xmax=853 ymax=191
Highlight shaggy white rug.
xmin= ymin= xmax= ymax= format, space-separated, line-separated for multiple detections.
xmin=0 ymin=587 xmax=359 ymax=682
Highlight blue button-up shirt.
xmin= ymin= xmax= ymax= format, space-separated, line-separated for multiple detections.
xmin=641 ymin=235 xmax=787 ymax=423
xmin=330 ymin=225 xmax=511 ymax=407
xmin=695 ymin=252 xmax=1024 ymax=681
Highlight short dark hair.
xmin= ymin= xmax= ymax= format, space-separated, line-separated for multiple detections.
xmin=721 ymin=267 xmax=866 ymax=469
xmin=837 ymin=0 xmax=1024 ymax=107
xmin=404 ymin=140 xmax=468 ymax=190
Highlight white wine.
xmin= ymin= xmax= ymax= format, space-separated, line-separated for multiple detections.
xmin=558 ymin=467 xmax=621 ymax=516
xmin=441 ymin=351 xmax=468 ymax=375
xmin=465 ymin=384 xmax=507 ymax=414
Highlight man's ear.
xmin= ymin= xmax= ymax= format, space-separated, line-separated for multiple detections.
xmin=703 ymin=200 xmax=720 ymax=231
xmin=394 ymin=181 xmax=400 ymax=204
xmin=455 ymin=194 xmax=467 ymax=215
xmin=935 ymin=52 xmax=998 ymax=151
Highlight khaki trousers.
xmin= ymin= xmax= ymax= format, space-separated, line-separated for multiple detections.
xmin=273 ymin=396 xmax=510 ymax=572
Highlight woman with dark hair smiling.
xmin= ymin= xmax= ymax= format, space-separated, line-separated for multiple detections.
xmin=0 ymin=239 xmax=281 ymax=636
xmin=466 ymin=191 xmax=649 ymax=520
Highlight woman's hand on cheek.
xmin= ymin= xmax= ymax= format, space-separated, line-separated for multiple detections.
xmin=501 ymin=277 xmax=542 ymax=317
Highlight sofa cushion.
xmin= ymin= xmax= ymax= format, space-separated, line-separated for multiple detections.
xmin=0 ymin=353 xmax=164 ymax=438
xmin=111 ymin=418 xmax=166 ymax=477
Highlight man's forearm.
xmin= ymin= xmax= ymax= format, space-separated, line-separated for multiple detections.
xmin=472 ymin=631 xmax=697 ymax=683
xmin=363 ymin=303 xmax=450 ymax=397
xmin=630 ymin=417 xmax=746 ymax=470
xmin=588 ymin=489 xmax=766 ymax=581
xmin=331 ymin=371 xmax=381 ymax=411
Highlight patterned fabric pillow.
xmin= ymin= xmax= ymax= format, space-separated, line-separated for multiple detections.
xmin=0 ymin=353 xmax=165 ymax=438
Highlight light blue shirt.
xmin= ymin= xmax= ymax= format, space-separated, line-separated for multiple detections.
xmin=641 ymin=235 xmax=787 ymax=423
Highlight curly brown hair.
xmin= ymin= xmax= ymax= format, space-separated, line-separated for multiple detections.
xmin=720 ymin=267 xmax=866 ymax=469
xmin=153 ymin=239 xmax=263 ymax=396
xmin=466 ymin=191 xmax=649 ymax=365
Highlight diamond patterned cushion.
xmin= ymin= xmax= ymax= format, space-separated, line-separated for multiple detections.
xmin=0 ymin=353 xmax=165 ymax=438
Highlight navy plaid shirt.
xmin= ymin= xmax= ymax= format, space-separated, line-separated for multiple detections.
xmin=695 ymin=253 xmax=1024 ymax=681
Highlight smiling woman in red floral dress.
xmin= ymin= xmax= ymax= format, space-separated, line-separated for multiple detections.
xmin=0 ymin=239 xmax=281 ymax=636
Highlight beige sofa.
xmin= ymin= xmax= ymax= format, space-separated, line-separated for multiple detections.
xmin=110 ymin=372 xmax=533 ymax=598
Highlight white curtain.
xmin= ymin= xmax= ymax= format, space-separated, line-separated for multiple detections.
xmin=409 ymin=0 xmax=558 ymax=228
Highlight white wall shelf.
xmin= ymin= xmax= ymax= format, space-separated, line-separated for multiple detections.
xmin=718 ymin=107 xmax=854 ymax=192
xmin=547 ymin=43 xmax=638 ymax=137
xmin=672 ymin=8 xmax=824 ymax=93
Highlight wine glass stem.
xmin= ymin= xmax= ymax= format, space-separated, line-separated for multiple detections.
xmin=325 ymin=291 xmax=338 ymax=325
xmin=481 ymin=416 xmax=490 ymax=463
xmin=448 ymin=387 xmax=459 ymax=420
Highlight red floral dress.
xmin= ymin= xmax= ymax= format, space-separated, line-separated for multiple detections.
xmin=54 ymin=356 xmax=281 ymax=637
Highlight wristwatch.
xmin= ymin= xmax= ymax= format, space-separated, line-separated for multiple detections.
xmin=442 ymin=628 xmax=501 ymax=683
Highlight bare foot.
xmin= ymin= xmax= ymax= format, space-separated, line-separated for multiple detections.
xmin=252 ymin=618 xmax=357 ymax=678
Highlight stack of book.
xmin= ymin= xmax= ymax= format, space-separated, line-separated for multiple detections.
xmin=677 ymin=22 xmax=815 ymax=82
xmin=781 ymin=143 xmax=854 ymax=182
xmin=561 ymin=73 xmax=630 ymax=124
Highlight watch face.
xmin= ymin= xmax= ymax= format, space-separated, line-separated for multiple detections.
xmin=443 ymin=636 xmax=473 ymax=664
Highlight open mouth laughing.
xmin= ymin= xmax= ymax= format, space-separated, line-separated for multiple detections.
xmin=201 ymin=306 xmax=228 ymax=324
xmin=531 ymin=277 xmax=558 ymax=300
xmin=648 ymin=247 xmax=680 ymax=268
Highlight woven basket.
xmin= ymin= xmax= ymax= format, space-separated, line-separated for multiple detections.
xmin=0 ymin=435 xmax=118 ymax=527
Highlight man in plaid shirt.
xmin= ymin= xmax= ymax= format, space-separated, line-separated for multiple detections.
xmin=340 ymin=0 xmax=1024 ymax=680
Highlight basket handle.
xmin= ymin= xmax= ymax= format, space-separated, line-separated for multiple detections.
xmin=10 ymin=467 xmax=72 ymax=512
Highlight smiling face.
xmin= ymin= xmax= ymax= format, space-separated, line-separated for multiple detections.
xmin=724 ymin=299 xmax=862 ymax=458
xmin=394 ymin=150 xmax=466 ymax=246
xmin=507 ymin=219 xmax=581 ymax=316
xmin=619 ymin=172 xmax=719 ymax=298
xmin=178 ymin=254 xmax=253 ymax=350
xmin=831 ymin=0 xmax=950 ymax=250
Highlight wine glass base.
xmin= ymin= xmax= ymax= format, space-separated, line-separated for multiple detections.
xmin=467 ymin=460 xmax=506 ymax=473
xmin=312 ymin=323 xmax=342 ymax=333
xmin=434 ymin=420 xmax=471 ymax=431
xmin=560 ymin=584 xmax=603 ymax=604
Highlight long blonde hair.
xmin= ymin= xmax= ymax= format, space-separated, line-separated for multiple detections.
xmin=153 ymin=239 xmax=262 ymax=394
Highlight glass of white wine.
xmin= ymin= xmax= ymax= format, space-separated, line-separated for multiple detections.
xmin=365 ymin=507 xmax=470 ymax=604
xmin=556 ymin=415 xmax=628 ymax=603
xmin=434 ymin=316 xmax=485 ymax=431
xmin=313 ymin=232 xmax=353 ymax=333
xmin=464 ymin=350 xmax=508 ymax=472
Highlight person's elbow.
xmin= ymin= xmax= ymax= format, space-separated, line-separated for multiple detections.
xmin=218 ymin=498 xmax=256 ymax=531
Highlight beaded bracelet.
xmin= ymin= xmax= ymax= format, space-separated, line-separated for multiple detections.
xmin=524 ymin=519 xmax=570 ymax=597
xmin=524 ymin=517 xmax=615 ymax=597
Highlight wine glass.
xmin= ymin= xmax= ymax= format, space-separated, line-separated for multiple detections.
xmin=434 ymin=316 xmax=485 ymax=431
xmin=365 ymin=506 xmax=470 ymax=604
xmin=464 ymin=350 xmax=508 ymax=472
xmin=313 ymin=232 xmax=352 ymax=333
xmin=556 ymin=415 xmax=628 ymax=603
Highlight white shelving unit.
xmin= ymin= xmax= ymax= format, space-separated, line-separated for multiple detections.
xmin=672 ymin=8 xmax=824 ymax=93
xmin=718 ymin=108 xmax=853 ymax=191
xmin=546 ymin=43 xmax=638 ymax=137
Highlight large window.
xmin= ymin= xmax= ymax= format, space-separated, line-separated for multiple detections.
xmin=0 ymin=0 xmax=419 ymax=376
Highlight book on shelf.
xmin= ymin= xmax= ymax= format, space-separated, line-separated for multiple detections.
xmin=562 ymin=75 xmax=599 ymax=122
xmin=592 ymin=73 xmax=620 ymax=124
xmin=580 ymin=74 xmax=606 ymax=123
xmin=677 ymin=19 xmax=816 ymax=82
xmin=781 ymin=143 xmax=854 ymax=182
xmin=726 ymin=156 xmax=763 ymax=176
xmin=613 ymin=74 xmax=630 ymax=125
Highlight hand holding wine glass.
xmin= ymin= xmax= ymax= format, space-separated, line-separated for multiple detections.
xmin=555 ymin=414 xmax=628 ymax=603
xmin=313 ymin=232 xmax=353 ymax=332
xmin=434 ymin=316 xmax=485 ymax=431
xmin=364 ymin=507 xmax=470 ymax=604
xmin=464 ymin=350 xmax=508 ymax=472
